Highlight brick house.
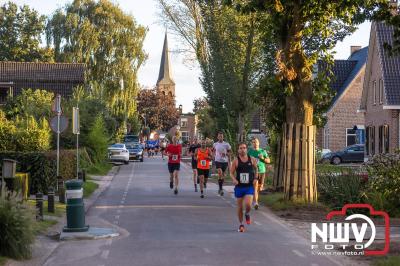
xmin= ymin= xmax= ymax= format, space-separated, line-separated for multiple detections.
xmin=317 ymin=46 xmax=368 ymax=152
xmin=0 ymin=61 xmax=85 ymax=104
xmin=359 ymin=21 xmax=400 ymax=157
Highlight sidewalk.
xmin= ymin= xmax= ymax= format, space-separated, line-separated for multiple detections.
xmin=6 ymin=166 xmax=119 ymax=266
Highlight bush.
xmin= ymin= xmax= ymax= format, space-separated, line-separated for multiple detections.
xmin=0 ymin=149 xmax=93 ymax=194
xmin=365 ymin=152 xmax=400 ymax=216
xmin=317 ymin=170 xmax=367 ymax=209
xmin=0 ymin=194 xmax=35 ymax=259
xmin=86 ymin=115 xmax=109 ymax=163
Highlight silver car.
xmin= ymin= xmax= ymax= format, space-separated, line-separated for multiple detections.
xmin=108 ymin=143 xmax=130 ymax=164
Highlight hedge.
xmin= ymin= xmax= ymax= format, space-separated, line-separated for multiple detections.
xmin=0 ymin=149 xmax=92 ymax=194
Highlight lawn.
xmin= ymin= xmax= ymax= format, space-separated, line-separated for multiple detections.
xmin=374 ymin=256 xmax=400 ymax=266
xmin=26 ymin=199 xmax=66 ymax=217
xmin=86 ymin=161 xmax=113 ymax=176
xmin=33 ymin=219 xmax=58 ymax=234
xmin=83 ymin=180 xmax=99 ymax=198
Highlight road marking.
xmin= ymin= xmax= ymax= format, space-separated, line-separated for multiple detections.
xmin=100 ymin=250 xmax=110 ymax=259
xmin=292 ymin=250 xmax=306 ymax=258
xmin=114 ymin=215 xmax=120 ymax=220
xmin=113 ymin=220 xmax=119 ymax=225
xmin=96 ymin=205 xmax=227 ymax=209
xmin=120 ymin=200 xmax=125 ymax=204
xmin=245 ymin=261 xmax=259 ymax=264
xmin=230 ymin=203 xmax=235 ymax=208
xmin=106 ymin=239 xmax=112 ymax=246
xmin=203 ymin=248 xmax=211 ymax=254
xmin=117 ymin=209 xmax=122 ymax=213
xmin=254 ymin=221 xmax=261 ymax=226
xmin=311 ymin=264 xmax=319 ymax=266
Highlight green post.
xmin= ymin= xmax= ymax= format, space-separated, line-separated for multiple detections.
xmin=63 ymin=179 xmax=89 ymax=232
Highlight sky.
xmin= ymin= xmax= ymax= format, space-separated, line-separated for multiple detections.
xmin=10 ymin=0 xmax=371 ymax=113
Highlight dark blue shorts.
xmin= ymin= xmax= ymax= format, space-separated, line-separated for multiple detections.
xmin=168 ymin=163 xmax=180 ymax=173
xmin=234 ymin=186 xmax=254 ymax=198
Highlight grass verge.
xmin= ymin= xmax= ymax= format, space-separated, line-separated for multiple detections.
xmin=33 ymin=219 xmax=58 ymax=234
xmin=0 ymin=256 xmax=7 ymax=266
xmin=83 ymin=181 xmax=99 ymax=198
xmin=26 ymin=200 xmax=66 ymax=217
xmin=258 ymin=192 xmax=328 ymax=212
xmin=86 ymin=161 xmax=113 ymax=176
xmin=373 ymin=256 xmax=400 ymax=266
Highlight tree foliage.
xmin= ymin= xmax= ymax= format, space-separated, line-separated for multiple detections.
xmin=137 ymin=87 xmax=179 ymax=131
xmin=0 ymin=1 xmax=53 ymax=61
xmin=46 ymin=0 xmax=147 ymax=120
xmin=192 ymin=97 xmax=215 ymax=138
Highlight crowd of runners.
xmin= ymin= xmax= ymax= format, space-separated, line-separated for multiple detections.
xmin=161 ymin=131 xmax=270 ymax=233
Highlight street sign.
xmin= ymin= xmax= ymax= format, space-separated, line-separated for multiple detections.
xmin=72 ymin=107 xmax=80 ymax=135
xmin=52 ymin=94 xmax=62 ymax=114
xmin=50 ymin=115 xmax=68 ymax=133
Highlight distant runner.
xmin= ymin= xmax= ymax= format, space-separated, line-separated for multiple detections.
xmin=196 ymin=139 xmax=212 ymax=198
xmin=160 ymin=139 xmax=167 ymax=160
xmin=213 ymin=132 xmax=231 ymax=196
xmin=189 ymin=138 xmax=201 ymax=192
xmin=165 ymin=136 xmax=182 ymax=195
xmin=248 ymin=138 xmax=270 ymax=210
xmin=230 ymin=142 xmax=258 ymax=232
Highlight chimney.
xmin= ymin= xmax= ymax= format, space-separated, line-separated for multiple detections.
xmin=350 ymin=46 xmax=362 ymax=56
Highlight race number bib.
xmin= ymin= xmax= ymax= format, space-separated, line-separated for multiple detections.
xmin=200 ymin=160 xmax=207 ymax=166
xmin=239 ymin=173 xmax=249 ymax=184
xmin=172 ymin=155 xmax=178 ymax=161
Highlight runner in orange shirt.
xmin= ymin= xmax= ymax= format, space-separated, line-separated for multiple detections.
xmin=196 ymin=139 xmax=213 ymax=198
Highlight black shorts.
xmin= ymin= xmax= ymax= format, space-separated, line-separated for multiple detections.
xmin=168 ymin=163 xmax=180 ymax=173
xmin=191 ymin=159 xmax=197 ymax=169
xmin=197 ymin=168 xmax=209 ymax=177
xmin=215 ymin=161 xmax=228 ymax=173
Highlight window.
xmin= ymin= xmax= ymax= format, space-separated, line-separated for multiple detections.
xmin=378 ymin=126 xmax=383 ymax=154
xmin=323 ymin=127 xmax=330 ymax=149
xmin=180 ymin=118 xmax=188 ymax=128
xmin=366 ymin=127 xmax=370 ymax=155
xmin=378 ymin=125 xmax=390 ymax=154
xmin=366 ymin=126 xmax=375 ymax=155
xmin=379 ymin=79 xmax=384 ymax=104
xmin=373 ymin=80 xmax=377 ymax=105
xmin=181 ymin=131 xmax=189 ymax=142
xmin=371 ymin=126 xmax=375 ymax=155
xmin=346 ymin=128 xmax=357 ymax=146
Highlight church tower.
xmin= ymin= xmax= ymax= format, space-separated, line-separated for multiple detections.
xmin=156 ymin=32 xmax=175 ymax=98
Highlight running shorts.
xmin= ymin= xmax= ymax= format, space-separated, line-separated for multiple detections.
xmin=168 ymin=163 xmax=180 ymax=173
xmin=215 ymin=161 xmax=228 ymax=173
xmin=234 ymin=185 xmax=255 ymax=198
xmin=197 ymin=168 xmax=209 ymax=177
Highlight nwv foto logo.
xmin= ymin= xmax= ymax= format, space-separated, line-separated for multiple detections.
xmin=310 ymin=204 xmax=390 ymax=256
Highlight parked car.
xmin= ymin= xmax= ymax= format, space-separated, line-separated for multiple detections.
xmin=126 ymin=143 xmax=144 ymax=162
xmin=322 ymin=144 xmax=365 ymax=165
xmin=108 ymin=143 xmax=129 ymax=164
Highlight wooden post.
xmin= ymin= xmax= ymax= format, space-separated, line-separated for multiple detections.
xmin=284 ymin=123 xmax=293 ymax=199
xmin=292 ymin=123 xmax=301 ymax=198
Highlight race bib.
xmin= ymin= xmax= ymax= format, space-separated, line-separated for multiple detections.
xmin=240 ymin=173 xmax=249 ymax=184
xmin=172 ymin=155 xmax=178 ymax=161
xmin=200 ymin=160 xmax=207 ymax=166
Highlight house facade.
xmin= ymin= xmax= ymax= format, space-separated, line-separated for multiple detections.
xmin=317 ymin=46 xmax=368 ymax=152
xmin=0 ymin=62 xmax=85 ymax=104
xmin=360 ymin=21 xmax=400 ymax=157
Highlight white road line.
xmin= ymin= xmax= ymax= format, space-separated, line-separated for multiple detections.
xmin=292 ymin=250 xmax=306 ymax=258
xmin=100 ymin=250 xmax=110 ymax=259
xmin=117 ymin=209 xmax=122 ymax=213
xmin=254 ymin=221 xmax=261 ymax=226
xmin=106 ymin=239 xmax=112 ymax=246
xmin=203 ymin=248 xmax=211 ymax=254
xmin=120 ymin=200 xmax=125 ymax=204
xmin=245 ymin=261 xmax=259 ymax=264
xmin=114 ymin=215 xmax=120 ymax=220
xmin=311 ymin=264 xmax=319 ymax=266
xmin=113 ymin=220 xmax=119 ymax=225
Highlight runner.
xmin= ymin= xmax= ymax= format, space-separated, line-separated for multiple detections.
xmin=213 ymin=132 xmax=231 ymax=196
xmin=188 ymin=138 xmax=201 ymax=192
xmin=230 ymin=142 xmax=258 ymax=232
xmin=248 ymin=137 xmax=270 ymax=210
xmin=164 ymin=136 xmax=182 ymax=194
xmin=196 ymin=139 xmax=212 ymax=198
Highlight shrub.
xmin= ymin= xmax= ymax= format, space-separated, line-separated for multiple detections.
xmin=0 ymin=194 xmax=35 ymax=259
xmin=86 ymin=116 xmax=109 ymax=163
xmin=365 ymin=152 xmax=400 ymax=216
xmin=0 ymin=110 xmax=16 ymax=151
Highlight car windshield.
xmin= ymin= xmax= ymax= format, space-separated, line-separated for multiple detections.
xmin=127 ymin=144 xmax=141 ymax=149
xmin=110 ymin=144 xmax=124 ymax=149
xmin=123 ymin=135 xmax=139 ymax=143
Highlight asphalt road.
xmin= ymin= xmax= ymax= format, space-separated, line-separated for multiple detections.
xmin=44 ymin=157 xmax=357 ymax=266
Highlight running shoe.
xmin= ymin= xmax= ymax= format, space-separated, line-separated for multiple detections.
xmin=170 ymin=181 xmax=173 ymax=189
xmin=200 ymin=194 xmax=204 ymax=198
xmin=194 ymin=185 xmax=198 ymax=192
xmin=219 ymin=190 xmax=224 ymax=196
xmin=254 ymin=204 xmax=259 ymax=210
xmin=174 ymin=188 xmax=178 ymax=195
xmin=238 ymin=224 xmax=245 ymax=233
xmin=245 ymin=213 xmax=251 ymax=225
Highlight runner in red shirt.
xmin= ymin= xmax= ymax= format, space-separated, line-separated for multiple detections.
xmin=165 ymin=136 xmax=182 ymax=195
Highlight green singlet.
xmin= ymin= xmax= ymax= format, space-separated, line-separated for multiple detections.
xmin=248 ymin=148 xmax=269 ymax=174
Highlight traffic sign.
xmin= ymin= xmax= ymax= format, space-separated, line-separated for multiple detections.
xmin=73 ymin=107 xmax=80 ymax=135
xmin=50 ymin=115 xmax=68 ymax=133
xmin=52 ymin=95 xmax=63 ymax=114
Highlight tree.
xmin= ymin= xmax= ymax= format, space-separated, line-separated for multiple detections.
xmin=193 ymin=97 xmax=215 ymax=138
xmin=158 ymin=0 xmax=270 ymax=142
xmin=0 ymin=1 xmax=53 ymax=61
xmin=137 ymin=87 xmax=179 ymax=131
xmin=46 ymin=0 xmax=147 ymax=121
xmin=86 ymin=115 xmax=109 ymax=162
xmin=226 ymin=0 xmax=393 ymax=202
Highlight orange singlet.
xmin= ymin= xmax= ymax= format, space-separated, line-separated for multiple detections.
xmin=197 ymin=148 xmax=211 ymax=170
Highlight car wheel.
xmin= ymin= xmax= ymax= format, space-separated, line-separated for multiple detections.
xmin=124 ymin=160 xmax=129 ymax=165
xmin=332 ymin=156 xmax=341 ymax=165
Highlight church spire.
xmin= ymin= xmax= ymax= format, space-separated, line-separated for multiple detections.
xmin=157 ymin=32 xmax=175 ymax=85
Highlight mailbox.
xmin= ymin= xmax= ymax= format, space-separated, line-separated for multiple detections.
xmin=2 ymin=159 xmax=16 ymax=178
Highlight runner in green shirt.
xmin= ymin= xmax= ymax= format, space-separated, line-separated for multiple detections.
xmin=248 ymin=138 xmax=270 ymax=210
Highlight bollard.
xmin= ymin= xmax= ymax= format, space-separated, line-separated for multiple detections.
xmin=36 ymin=192 xmax=43 ymax=221
xmin=57 ymin=176 xmax=65 ymax=204
xmin=63 ymin=179 xmax=89 ymax=232
xmin=48 ymin=187 xmax=55 ymax=213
